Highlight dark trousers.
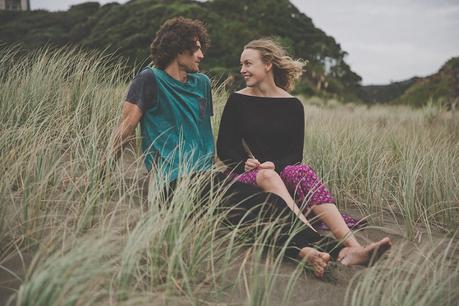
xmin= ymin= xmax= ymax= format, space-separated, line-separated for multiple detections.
xmin=165 ymin=172 xmax=343 ymax=259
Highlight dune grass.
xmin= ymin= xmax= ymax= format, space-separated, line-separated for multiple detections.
xmin=0 ymin=46 xmax=458 ymax=305
xmin=299 ymin=97 xmax=459 ymax=238
xmin=345 ymin=238 xmax=459 ymax=306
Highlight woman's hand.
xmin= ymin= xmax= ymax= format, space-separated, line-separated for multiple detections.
xmin=259 ymin=161 xmax=275 ymax=170
xmin=244 ymin=159 xmax=275 ymax=171
xmin=244 ymin=158 xmax=260 ymax=171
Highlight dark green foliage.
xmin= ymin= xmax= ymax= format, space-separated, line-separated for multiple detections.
xmin=396 ymin=57 xmax=458 ymax=107
xmin=0 ymin=0 xmax=362 ymax=98
xmin=398 ymin=75 xmax=452 ymax=108
xmin=360 ymin=57 xmax=459 ymax=107
xmin=359 ymin=78 xmax=419 ymax=104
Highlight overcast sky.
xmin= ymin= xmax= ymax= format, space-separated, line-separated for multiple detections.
xmin=31 ymin=0 xmax=459 ymax=85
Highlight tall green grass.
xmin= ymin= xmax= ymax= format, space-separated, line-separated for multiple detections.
xmin=299 ymin=98 xmax=458 ymax=237
xmin=1 ymin=46 xmax=458 ymax=305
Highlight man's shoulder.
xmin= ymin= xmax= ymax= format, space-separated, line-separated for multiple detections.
xmin=192 ymin=72 xmax=211 ymax=85
xmin=129 ymin=67 xmax=156 ymax=85
xmin=136 ymin=67 xmax=155 ymax=79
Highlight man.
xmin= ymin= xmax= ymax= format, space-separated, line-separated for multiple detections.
xmin=112 ymin=17 xmax=386 ymax=278
xmin=113 ymin=17 xmax=213 ymax=183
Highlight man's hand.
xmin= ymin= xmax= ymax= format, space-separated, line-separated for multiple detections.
xmin=244 ymin=158 xmax=260 ymax=172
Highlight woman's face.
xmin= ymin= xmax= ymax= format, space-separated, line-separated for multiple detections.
xmin=240 ymin=48 xmax=271 ymax=87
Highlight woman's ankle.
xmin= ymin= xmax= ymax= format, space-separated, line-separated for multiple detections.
xmin=345 ymin=240 xmax=361 ymax=248
xmin=341 ymin=234 xmax=361 ymax=248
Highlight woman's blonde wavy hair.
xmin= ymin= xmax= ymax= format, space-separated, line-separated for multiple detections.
xmin=244 ymin=39 xmax=305 ymax=91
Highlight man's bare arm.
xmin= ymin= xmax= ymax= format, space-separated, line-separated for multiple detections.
xmin=112 ymin=102 xmax=143 ymax=158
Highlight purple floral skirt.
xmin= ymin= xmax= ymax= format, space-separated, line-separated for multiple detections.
xmin=225 ymin=164 xmax=366 ymax=230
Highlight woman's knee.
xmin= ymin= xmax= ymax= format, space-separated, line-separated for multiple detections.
xmin=256 ymin=169 xmax=281 ymax=186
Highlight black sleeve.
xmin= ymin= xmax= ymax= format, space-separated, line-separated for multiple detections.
xmin=272 ymin=101 xmax=304 ymax=172
xmin=125 ymin=68 xmax=157 ymax=113
xmin=216 ymin=95 xmax=246 ymax=173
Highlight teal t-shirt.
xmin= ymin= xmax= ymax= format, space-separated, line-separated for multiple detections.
xmin=139 ymin=67 xmax=214 ymax=182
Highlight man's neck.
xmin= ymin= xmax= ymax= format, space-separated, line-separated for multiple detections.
xmin=164 ymin=62 xmax=188 ymax=83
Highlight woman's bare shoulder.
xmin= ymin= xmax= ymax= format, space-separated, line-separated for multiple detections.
xmin=236 ymin=88 xmax=251 ymax=95
xmin=277 ymin=88 xmax=293 ymax=97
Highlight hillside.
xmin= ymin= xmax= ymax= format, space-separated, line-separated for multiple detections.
xmin=361 ymin=56 xmax=459 ymax=107
xmin=359 ymin=77 xmax=419 ymax=104
xmin=397 ymin=56 xmax=459 ymax=108
xmin=0 ymin=0 xmax=361 ymax=100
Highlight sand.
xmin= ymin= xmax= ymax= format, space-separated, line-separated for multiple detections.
xmin=1 ymin=154 xmax=455 ymax=305
xmin=2 ymin=201 xmax=452 ymax=306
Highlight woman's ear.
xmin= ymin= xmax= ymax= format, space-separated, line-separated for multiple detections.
xmin=265 ymin=62 xmax=273 ymax=72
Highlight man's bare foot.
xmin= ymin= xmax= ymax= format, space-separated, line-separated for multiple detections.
xmin=338 ymin=237 xmax=392 ymax=266
xmin=298 ymin=247 xmax=331 ymax=278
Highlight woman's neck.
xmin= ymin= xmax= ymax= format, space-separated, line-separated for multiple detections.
xmin=245 ymin=81 xmax=290 ymax=98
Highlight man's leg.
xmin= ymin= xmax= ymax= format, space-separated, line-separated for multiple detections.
xmin=213 ymin=173 xmax=344 ymax=259
xmin=163 ymin=172 xmax=341 ymax=277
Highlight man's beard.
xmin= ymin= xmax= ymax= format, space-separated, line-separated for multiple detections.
xmin=186 ymin=65 xmax=199 ymax=73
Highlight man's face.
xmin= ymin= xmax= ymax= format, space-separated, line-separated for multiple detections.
xmin=177 ymin=40 xmax=204 ymax=73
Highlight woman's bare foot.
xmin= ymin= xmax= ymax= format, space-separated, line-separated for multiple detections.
xmin=298 ymin=247 xmax=331 ymax=278
xmin=338 ymin=237 xmax=392 ymax=266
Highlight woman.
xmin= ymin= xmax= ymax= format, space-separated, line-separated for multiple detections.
xmin=217 ymin=39 xmax=391 ymax=276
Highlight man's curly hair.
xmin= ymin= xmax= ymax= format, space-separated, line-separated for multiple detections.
xmin=150 ymin=17 xmax=210 ymax=69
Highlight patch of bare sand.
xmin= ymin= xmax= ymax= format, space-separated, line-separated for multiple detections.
xmin=0 ymin=243 xmax=33 ymax=306
xmin=212 ymin=211 xmax=400 ymax=306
